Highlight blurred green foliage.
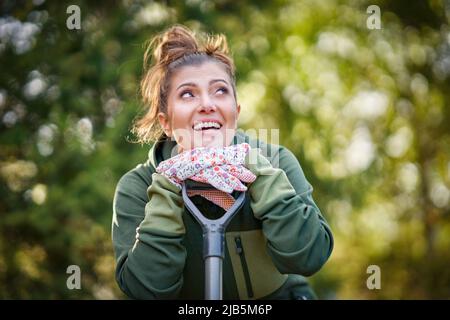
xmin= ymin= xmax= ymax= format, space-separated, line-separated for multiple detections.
xmin=0 ymin=0 xmax=449 ymax=299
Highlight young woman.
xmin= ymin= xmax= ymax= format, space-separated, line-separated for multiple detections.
xmin=112 ymin=25 xmax=333 ymax=300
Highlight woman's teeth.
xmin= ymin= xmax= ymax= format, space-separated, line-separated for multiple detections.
xmin=193 ymin=121 xmax=222 ymax=131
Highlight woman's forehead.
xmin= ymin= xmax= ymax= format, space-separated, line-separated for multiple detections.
xmin=170 ymin=61 xmax=231 ymax=87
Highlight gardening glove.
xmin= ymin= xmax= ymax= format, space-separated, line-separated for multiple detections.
xmin=189 ymin=165 xmax=252 ymax=193
xmin=156 ymin=143 xmax=255 ymax=193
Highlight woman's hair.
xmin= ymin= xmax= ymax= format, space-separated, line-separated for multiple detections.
xmin=132 ymin=24 xmax=237 ymax=144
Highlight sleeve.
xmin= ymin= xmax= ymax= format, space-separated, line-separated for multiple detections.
xmin=112 ymin=170 xmax=187 ymax=299
xmin=245 ymin=147 xmax=334 ymax=276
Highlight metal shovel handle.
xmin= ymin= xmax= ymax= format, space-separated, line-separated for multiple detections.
xmin=182 ymin=180 xmax=246 ymax=299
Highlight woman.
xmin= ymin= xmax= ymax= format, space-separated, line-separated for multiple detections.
xmin=112 ymin=25 xmax=333 ymax=300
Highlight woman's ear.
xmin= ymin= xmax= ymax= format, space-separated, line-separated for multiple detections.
xmin=235 ymin=104 xmax=241 ymax=123
xmin=158 ymin=112 xmax=171 ymax=137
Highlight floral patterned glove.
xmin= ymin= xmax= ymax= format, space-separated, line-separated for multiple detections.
xmin=156 ymin=143 xmax=256 ymax=193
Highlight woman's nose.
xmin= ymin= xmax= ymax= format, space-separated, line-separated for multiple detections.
xmin=199 ymin=104 xmax=216 ymax=113
xmin=199 ymin=96 xmax=216 ymax=113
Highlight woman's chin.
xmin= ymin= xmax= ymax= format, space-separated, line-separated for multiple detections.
xmin=194 ymin=136 xmax=223 ymax=149
xmin=194 ymin=128 xmax=235 ymax=148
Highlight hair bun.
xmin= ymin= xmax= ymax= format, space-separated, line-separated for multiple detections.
xmin=151 ymin=25 xmax=199 ymax=67
xmin=203 ymin=33 xmax=229 ymax=56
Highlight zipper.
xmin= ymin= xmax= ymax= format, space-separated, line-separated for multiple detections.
xmin=234 ymin=236 xmax=254 ymax=298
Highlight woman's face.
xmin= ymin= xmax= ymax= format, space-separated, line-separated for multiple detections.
xmin=158 ymin=61 xmax=240 ymax=153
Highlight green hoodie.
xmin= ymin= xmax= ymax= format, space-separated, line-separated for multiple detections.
xmin=112 ymin=130 xmax=333 ymax=299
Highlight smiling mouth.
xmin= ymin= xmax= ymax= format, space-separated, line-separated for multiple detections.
xmin=192 ymin=121 xmax=223 ymax=131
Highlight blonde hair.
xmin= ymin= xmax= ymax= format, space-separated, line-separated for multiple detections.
xmin=132 ymin=24 xmax=236 ymax=144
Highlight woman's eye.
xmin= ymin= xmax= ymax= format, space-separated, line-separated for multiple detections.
xmin=180 ymin=91 xmax=194 ymax=99
xmin=216 ymin=87 xmax=228 ymax=95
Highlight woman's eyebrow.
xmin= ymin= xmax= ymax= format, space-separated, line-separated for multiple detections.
xmin=209 ymin=79 xmax=228 ymax=86
xmin=177 ymin=82 xmax=196 ymax=90
xmin=176 ymin=79 xmax=228 ymax=90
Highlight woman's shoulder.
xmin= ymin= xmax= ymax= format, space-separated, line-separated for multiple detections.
xmin=114 ymin=161 xmax=155 ymax=200
xmin=237 ymin=129 xmax=300 ymax=170
xmin=263 ymin=143 xmax=301 ymax=174
xmin=239 ymin=130 xmax=312 ymax=192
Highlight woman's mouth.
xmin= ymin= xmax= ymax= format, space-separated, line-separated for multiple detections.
xmin=192 ymin=121 xmax=223 ymax=131
xmin=189 ymin=120 xmax=235 ymax=148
